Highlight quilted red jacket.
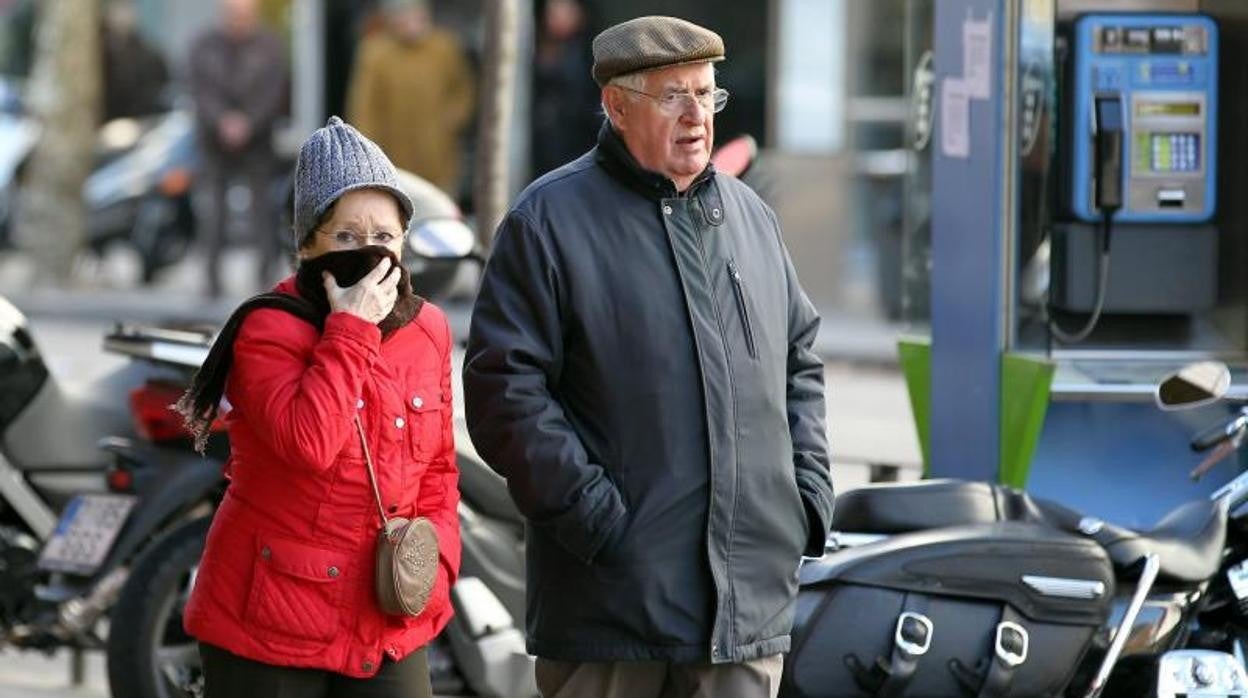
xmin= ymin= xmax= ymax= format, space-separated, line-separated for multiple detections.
xmin=183 ymin=277 xmax=460 ymax=677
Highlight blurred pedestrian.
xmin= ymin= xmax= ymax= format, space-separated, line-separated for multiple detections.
xmin=464 ymin=15 xmax=833 ymax=698
xmin=188 ymin=0 xmax=287 ymax=297
xmin=530 ymin=0 xmax=598 ymax=179
xmin=181 ymin=116 xmax=460 ymax=698
xmin=100 ymin=0 xmax=169 ymax=123
xmin=346 ymin=0 xmax=475 ymax=197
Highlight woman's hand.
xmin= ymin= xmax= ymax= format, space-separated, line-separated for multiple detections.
xmin=323 ymin=257 xmax=400 ymax=324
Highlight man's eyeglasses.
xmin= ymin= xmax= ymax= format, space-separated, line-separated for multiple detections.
xmin=615 ymin=86 xmax=730 ymax=116
xmin=319 ymin=230 xmax=404 ymax=247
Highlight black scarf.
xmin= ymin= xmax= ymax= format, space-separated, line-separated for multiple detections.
xmin=176 ymin=247 xmax=424 ymax=452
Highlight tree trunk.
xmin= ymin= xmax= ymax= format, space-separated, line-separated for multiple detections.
xmin=473 ymin=0 xmax=519 ymax=251
xmin=15 ymin=0 xmax=101 ymax=283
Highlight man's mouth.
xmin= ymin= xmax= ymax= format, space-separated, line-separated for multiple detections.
xmin=676 ymin=135 xmax=704 ymax=147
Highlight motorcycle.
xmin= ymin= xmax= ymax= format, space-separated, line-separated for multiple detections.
xmin=0 ymin=75 xmax=197 ymax=284
xmin=784 ymin=361 xmax=1248 ymax=697
xmin=0 ymin=290 xmax=202 ymax=657
xmin=82 ymin=110 xmax=199 ymax=284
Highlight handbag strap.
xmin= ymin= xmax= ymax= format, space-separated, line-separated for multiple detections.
xmin=353 ymin=414 xmax=390 ymax=528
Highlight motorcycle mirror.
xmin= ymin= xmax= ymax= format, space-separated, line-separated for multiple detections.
xmin=1155 ymin=361 xmax=1231 ymax=411
xmin=408 ymin=219 xmax=476 ymax=260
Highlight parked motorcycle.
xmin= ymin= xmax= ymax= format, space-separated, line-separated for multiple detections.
xmin=785 ymin=361 xmax=1248 ymax=697
xmin=0 ymin=77 xmax=197 ymax=284
xmin=82 ymin=110 xmax=199 ymax=284
xmin=0 ymin=292 xmax=201 ymax=657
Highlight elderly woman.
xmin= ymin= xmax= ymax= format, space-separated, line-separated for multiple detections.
xmin=181 ymin=116 xmax=459 ymax=698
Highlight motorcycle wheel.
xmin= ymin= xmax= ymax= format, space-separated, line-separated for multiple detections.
xmin=107 ymin=516 xmax=208 ymax=698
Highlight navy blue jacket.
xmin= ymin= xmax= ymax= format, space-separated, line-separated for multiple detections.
xmin=464 ymin=124 xmax=834 ymax=664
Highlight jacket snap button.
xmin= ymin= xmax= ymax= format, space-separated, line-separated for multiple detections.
xmin=356 ymin=398 xmax=364 ymax=410
xmin=395 ymin=417 xmax=406 ymax=428
xmin=362 ymin=661 xmax=374 ymax=672
xmin=662 ymin=205 xmax=673 ymax=215
xmin=412 ymin=396 xmax=424 ymax=409
xmin=260 ymin=546 xmax=271 ymax=559
xmin=712 ymin=208 xmax=721 ymax=218
xmin=327 ymin=566 xmax=339 ymax=578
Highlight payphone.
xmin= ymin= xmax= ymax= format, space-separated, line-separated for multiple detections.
xmin=1050 ymin=13 xmax=1219 ymax=323
xmin=1068 ymin=14 xmax=1218 ymax=223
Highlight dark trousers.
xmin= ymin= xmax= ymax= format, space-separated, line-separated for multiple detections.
xmin=196 ymin=148 xmax=283 ymax=297
xmin=199 ymin=642 xmax=433 ymax=698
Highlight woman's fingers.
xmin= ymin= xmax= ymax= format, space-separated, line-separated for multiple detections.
xmin=361 ymin=257 xmax=394 ymax=286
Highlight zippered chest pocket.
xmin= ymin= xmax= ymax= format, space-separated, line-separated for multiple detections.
xmin=727 ymin=259 xmax=759 ymax=359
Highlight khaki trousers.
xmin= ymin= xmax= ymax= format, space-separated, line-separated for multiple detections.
xmin=535 ymin=654 xmax=783 ymax=698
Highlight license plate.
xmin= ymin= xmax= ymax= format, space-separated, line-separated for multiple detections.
xmin=38 ymin=494 xmax=137 ymax=576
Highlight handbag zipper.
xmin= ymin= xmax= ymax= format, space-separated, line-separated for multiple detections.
xmin=727 ymin=259 xmax=758 ymax=359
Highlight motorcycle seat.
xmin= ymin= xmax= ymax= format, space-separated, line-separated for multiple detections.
xmin=832 ymin=479 xmax=1228 ymax=585
xmin=1070 ymin=498 xmax=1227 ymax=584
xmin=832 ymin=479 xmax=1025 ymax=533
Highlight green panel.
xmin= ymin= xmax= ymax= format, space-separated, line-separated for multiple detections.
xmin=897 ymin=337 xmax=932 ymax=476
xmin=998 ymin=353 xmax=1056 ymax=488
xmin=899 ymin=339 xmax=1054 ymax=486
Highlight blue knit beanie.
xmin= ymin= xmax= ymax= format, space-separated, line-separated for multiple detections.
xmin=292 ymin=116 xmax=415 ymax=248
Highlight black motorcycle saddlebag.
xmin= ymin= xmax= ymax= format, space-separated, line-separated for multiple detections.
xmin=784 ymin=522 xmax=1115 ymax=698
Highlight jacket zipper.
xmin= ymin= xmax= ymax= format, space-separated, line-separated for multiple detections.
xmin=727 ymin=260 xmax=758 ymax=359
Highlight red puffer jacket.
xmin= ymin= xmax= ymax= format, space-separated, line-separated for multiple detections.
xmin=184 ymin=277 xmax=460 ymax=677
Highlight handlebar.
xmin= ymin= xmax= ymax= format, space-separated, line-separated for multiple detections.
xmin=1191 ymin=412 xmax=1248 ymax=452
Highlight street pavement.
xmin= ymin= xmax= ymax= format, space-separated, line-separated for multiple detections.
xmin=0 ymin=246 xmax=921 ymax=695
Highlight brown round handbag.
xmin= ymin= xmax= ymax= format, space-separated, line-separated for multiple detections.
xmin=354 ymin=415 xmax=439 ymax=617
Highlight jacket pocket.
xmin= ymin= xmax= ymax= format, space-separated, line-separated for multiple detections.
xmin=244 ymin=536 xmax=347 ymax=649
xmin=405 ymin=383 xmax=447 ymax=462
xmin=727 ymin=259 xmax=759 ymax=359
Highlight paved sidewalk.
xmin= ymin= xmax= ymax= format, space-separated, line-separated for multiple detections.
xmin=0 ymin=650 xmax=107 ymax=698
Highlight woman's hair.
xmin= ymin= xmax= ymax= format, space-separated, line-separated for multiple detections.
xmin=295 ymin=200 xmax=337 ymax=252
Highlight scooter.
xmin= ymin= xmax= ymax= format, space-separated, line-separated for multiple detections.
xmin=784 ymin=361 xmax=1248 ymax=697
xmin=0 ymin=291 xmax=200 ymax=656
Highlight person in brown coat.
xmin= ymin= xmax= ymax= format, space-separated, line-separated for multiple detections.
xmin=346 ymin=0 xmax=475 ymax=197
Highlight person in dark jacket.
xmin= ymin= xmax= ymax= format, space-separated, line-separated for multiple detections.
xmin=463 ymin=15 xmax=834 ymax=698
xmin=530 ymin=0 xmax=599 ymax=179
xmin=100 ymin=0 xmax=169 ymax=122
xmin=187 ymin=0 xmax=287 ymax=296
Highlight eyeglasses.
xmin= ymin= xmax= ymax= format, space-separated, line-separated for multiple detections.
xmin=615 ymin=86 xmax=730 ymax=116
xmin=319 ymin=229 xmax=404 ymax=248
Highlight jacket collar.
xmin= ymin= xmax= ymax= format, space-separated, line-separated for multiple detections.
xmin=594 ymin=121 xmax=716 ymax=201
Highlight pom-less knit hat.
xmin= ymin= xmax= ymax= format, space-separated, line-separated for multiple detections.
xmin=591 ymin=16 xmax=725 ymax=87
xmin=292 ymin=116 xmax=414 ymax=248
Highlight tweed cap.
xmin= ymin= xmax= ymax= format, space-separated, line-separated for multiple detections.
xmin=292 ymin=116 xmax=414 ymax=247
xmin=592 ymin=16 xmax=724 ymax=87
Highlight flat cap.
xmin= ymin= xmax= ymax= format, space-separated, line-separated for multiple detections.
xmin=592 ymin=16 xmax=725 ymax=87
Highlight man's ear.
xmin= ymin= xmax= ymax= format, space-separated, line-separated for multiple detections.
xmin=604 ymin=87 xmax=628 ymax=131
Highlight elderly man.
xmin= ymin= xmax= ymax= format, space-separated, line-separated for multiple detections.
xmin=464 ymin=16 xmax=834 ymax=698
